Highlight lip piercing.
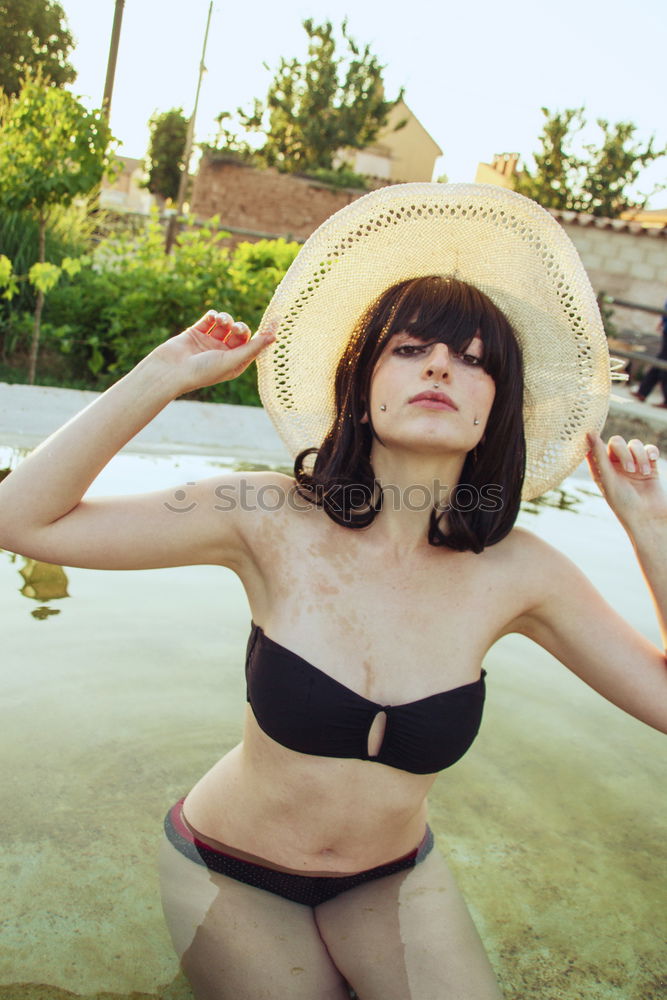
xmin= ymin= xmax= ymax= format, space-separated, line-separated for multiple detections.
xmin=473 ymin=418 xmax=480 ymax=425
xmin=380 ymin=404 xmax=387 ymax=411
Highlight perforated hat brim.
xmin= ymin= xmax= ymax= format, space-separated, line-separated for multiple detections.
xmin=256 ymin=183 xmax=610 ymax=500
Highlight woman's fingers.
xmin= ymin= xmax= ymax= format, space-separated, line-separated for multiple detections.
xmin=186 ymin=311 xmax=273 ymax=351
xmin=223 ymin=322 xmax=252 ymax=348
xmin=153 ymin=310 xmax=277 ymax=392
xmin=627 ymin=439 xmax=655 ymax=476
xmin=586 ymin=433 xmax=666 ymax=525
xmin=608 ymin=436 xmax=657 ymax=476
xmin=188 ymin=311 xmax=237 ymax=343
xmin=587 ymin=433 xmax=660 ymax=482
xmin=189 ymin=311 xmax=220 ymax=336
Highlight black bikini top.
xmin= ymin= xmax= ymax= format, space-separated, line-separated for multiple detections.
xmin=245 ymin=622 xmax=486 ymax=775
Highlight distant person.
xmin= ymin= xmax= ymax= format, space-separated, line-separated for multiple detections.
xmin=633 ymin=299 xmax=667 ymax=406
xmin=0 ymin=185 xmax=665 ymax=1000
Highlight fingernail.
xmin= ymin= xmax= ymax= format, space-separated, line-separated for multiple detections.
xmin=642 ymin=464 xmax=650 ymax=475
xmin=625 ymin=461 xmax=635 ymax=473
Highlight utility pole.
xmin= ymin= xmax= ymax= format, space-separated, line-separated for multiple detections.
xmin=165 ymin=1 xmax=214 ymax=254
xmin=102 ymin=0 xmax=125 ymax=120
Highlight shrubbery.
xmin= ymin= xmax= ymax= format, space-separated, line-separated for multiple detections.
xmin=2 ymin=212 xmax=299 ymax=404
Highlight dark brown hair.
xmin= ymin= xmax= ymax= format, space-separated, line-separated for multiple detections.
xmin=294 ymin=276 xmax=525 ymax=552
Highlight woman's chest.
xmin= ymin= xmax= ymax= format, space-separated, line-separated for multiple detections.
xmin=244 ymin=524 xmax=518 ymax=705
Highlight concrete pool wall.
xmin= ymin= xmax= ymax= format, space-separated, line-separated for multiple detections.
xmin=1 ymin=382 xmax=666 ymax=1000
xmin=0 ymin=382 xmax=292 ymax=464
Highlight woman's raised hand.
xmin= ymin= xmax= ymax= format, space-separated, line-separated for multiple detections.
xmin=586 ymin=433 xmax=667 ymax=528
xmin=152 ymin=310 xmax=277 ymax=394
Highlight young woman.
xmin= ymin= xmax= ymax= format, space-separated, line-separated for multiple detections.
xmin=0 ymin=184 xmax=665 ymax=1000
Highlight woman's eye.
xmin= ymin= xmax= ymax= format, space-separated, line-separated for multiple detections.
xmin=393 ymin=344 xmax=426 ymax=356
xmin=392 ymin=344 xmax=483 ymax=366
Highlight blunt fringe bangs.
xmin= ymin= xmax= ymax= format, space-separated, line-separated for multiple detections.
xmin=294 ymin=276 xmax=526 ymax=553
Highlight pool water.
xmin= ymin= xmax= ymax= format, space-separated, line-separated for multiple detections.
xmin=1 ymin=449 xmax=665 ymax=1000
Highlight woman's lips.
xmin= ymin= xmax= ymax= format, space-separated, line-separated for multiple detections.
xmin=408 ymin=392 xmax=458 ymax=411
xmin=410 ymin=399 xmax=456 ymax=410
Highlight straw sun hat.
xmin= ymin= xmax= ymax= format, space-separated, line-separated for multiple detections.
xmin=256 ymin=182 xmax=615 ymax=500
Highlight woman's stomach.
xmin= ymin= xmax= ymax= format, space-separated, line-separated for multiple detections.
xmin=182 ymin=708 xmax=436 ymax=873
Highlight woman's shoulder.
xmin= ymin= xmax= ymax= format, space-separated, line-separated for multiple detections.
xmin=484 ymin=524 xmax=565 ymax=575
xmin=480 ymin=526 xmax=584 ymax=640
xmin=223 ymin=468 xmax=328 ymax=539
xmin=486 ymin=526 xmax=587 ymax=608
xmin=211 ymin=469 xmax=296 ymax=511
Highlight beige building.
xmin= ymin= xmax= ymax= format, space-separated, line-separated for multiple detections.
xmin=475 ymin=153 xmax=520 ymax=188
xmin=338 ymin=100 xmax=443 ymax=183
xmin=620 ymin=206 xmax=667 ymax=230
xmin=100 ymin=156 xmax=154 ymax=214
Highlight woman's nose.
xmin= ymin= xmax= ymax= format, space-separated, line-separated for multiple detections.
xmin=423 ymin=342 xmax=451 ymax=380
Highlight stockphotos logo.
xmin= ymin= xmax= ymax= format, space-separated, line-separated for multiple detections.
xmin=164 ymin=479 xmax=503 ymax=516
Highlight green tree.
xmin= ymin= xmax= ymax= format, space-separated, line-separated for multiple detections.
xmin=145 ymin=107 xmax=188 ymax=202
xmin=0 ymin=73 xmax=116 ymax=383
xmin=579 ymin=119 xmax=665 ymax=218
xmin=0 ymin=0 xmax=75 ymax=96
xmin=515 ymin=107 xmax=666 ymax=217
xmin=227 ymin=18 xmax=402 ymax=175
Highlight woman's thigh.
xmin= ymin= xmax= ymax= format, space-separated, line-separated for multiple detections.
xmin=159 ymin=836 xmax=350 ymax=1000
xmin=314 ymin=846 xmax=502 ymax=1000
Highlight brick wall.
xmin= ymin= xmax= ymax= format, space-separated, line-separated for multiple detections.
xmin=191 ymin=156 xmax=383 ymax=242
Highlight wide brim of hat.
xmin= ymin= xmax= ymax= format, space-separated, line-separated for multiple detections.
xmin=256 ymin=182 xmax=610 ymax=501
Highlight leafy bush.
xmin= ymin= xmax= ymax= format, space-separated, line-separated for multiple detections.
xmin=42 ymin=213 xmax=299 ymax=404
xmin=300 ymin=165 xmax=369 ymax=190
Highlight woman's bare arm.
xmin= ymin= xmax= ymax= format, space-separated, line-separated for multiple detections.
xmin=0 ymin=311 xmax=277 ymax=571
xmin=509 ymin=434 xmax=667 ymax=733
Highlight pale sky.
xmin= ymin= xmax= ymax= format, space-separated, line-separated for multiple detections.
xmin=61 ymin=0 xmax=666 ymax=206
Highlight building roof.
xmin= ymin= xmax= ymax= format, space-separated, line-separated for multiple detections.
xmin=619 ymin=207 xmax=667 ymax=228
xmin=548 ymin=207 xmax=667 ymax=238
xmin=389 ymin=100 xmax=443 ymax=156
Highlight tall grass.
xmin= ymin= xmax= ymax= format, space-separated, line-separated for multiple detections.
xmin=0 ymin=200 xmax=99 ymax=307
xmin=0 ymin=199 xmax=102 ymax=362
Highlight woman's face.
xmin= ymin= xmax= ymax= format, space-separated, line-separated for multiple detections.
xmin=364 ymin=329 xmax=496 ymax=455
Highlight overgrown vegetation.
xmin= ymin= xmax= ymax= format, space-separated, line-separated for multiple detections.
xmin=0 ymin=201 xmax=97 ymax=315
xmin=0 ymin=72 xmax=117 ymax=382
xmin=1 ymin=213 xmax=299 ymax=405
xmin=144 ymin=107 xmax=189 ymax=202
xmin=211 ymin=19 xmax=403 ymax=179
xmin=0 ymin=0 xmax=75 ymax=96
xmin=515 ymin=107 xmax=666 ymax=217
xmin=301 ymin=165 xmax=370 ymax=190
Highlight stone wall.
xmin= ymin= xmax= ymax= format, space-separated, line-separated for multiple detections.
xmin=555 ymin=217 xmax=667 ymax=338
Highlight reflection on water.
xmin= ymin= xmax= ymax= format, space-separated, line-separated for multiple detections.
xmin=1 ymin=446 xmax=665 ymax=1000
xmin=19 ymin=559 xmax=69 ymax=619
xmin=0 ymin=972 xmax=191 ymax=1000
xmin=233 ymin=459 xmax=293 ymax=476
xmin=520 ymin=485 xmax=583 ymax=515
